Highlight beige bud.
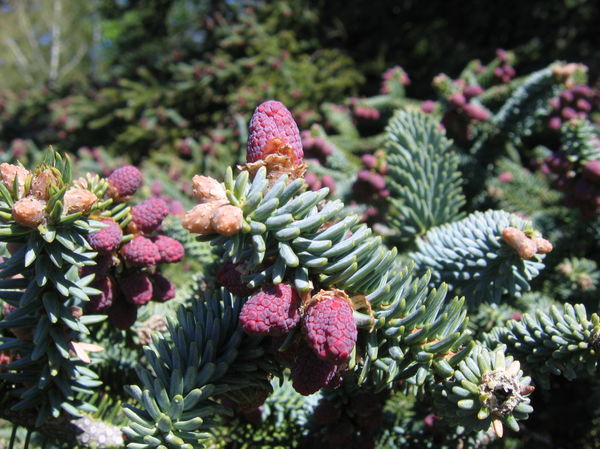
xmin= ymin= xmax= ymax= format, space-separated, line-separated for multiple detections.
xmin=532 ymin=237 xmax=553 ymax=254
xmin=501 ymin=227 xmax=537 ymax=259
xmin=12 ymin=196 xmax=46 ymax=227
xmin=183 ymin=202 xmax=220 ymax=234
xmin=557 ymin=262 xmax=573 ymax=276
xmin=70 ymin=307 xmax=83 ymax=319
xmin=0 ymin=163 xmax=31 ymax=199
xmin=192 ymin=175 xmax=227 ymax=203
xmin=553 ymin=63 xmax=585 ymax=79
xmin=211 ymin=204 xmax=244 ymax=236
xmin=432 ymin=73 xmax=450 ymax=87
xmin=63 ymin=188 xmax=97 ymax=214
xmin=30 ymin=169 xmax=60 ymax=200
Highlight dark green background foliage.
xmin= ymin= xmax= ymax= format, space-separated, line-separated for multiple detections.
xmin=0 ymin=1 xmax=600 ymax=449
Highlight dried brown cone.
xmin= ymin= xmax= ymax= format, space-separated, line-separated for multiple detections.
xmin=30 ymin=168 xmax=61 ymax=201
xmin=239 ymin=138 xmax=306 ymax=185
xmin=0 ymin=163 xmax=31 ymax=199
xmin=183 ymin=202 xmax=221 ymax=234
xmin=12 ymin=196 xmax=47 ymax=227
xmin=211 ymin=204 xmax=244 ymax=236
xmin=63 ymin=188 xmax=97 ymax=215
xmin=191 ymin=175 xmax=227 ymax=203
xmin=136 ymin=315 xmax=168 ymax=345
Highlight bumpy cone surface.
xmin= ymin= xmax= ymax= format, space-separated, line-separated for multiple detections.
xmin=151 ymin=273 xmax=176 ymax=302
xmin=87 ymin=219 xmax=123 ymax=253
xmin=12 ymin=196 xmax=46 ymax=227
xmin=121 ymin=235 xmax=161 ymax=266
xmin=132 ymin=198 xmax=169 ymax=234
xmin=153 ymin=235 xmax=185 ymax=263
xmin=247 ymin=100 xmax=303 ymax=164
xmin=80 ymin=253 xmax=114 ymax=278
xmin=107 ymin=165 xmax=143 ymax=198
xmin=303 ymin=293 xmax=357 ymax=363
xmin=88 ymin=277 xmax=115 ymax=312
xmin=211 ymin=204 xmax=244 ymax=236
xmin=191 ymin=175 xmax=227 ymax=203
xmin=0 ymin=163 xmax=30 ymax=198
xmin=63 ymin=188 xmax=97 ymax=214
xmin=119 ymin=271 xmax=153 ymax=306
xmin=239 ymin=283 xmax=301 ymax=336
xmin=216 ymin=261 xmax=256 ymax=296
xmin=291 ymin=344 xmax=340 ymax=396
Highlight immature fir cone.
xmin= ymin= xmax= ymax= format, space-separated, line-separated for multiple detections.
xmin=463 ymin=103 xmax=490 ymax=121
xmin=291 ymin=344 xmax=341 ymax=396
xmin=12 ymin=196 xmax=46 ymax=227
xmin=191 ymin=175 xmax=227 ymax=203
xmin=87 ymin=219 xmax=123 ymax=253
xmin=88 ymin=277 xmax=115 ymax=313
xmin=0 ymin=163 xmax=30 ymax=198
xmin=216 ymin=261 xmax=256 ymax=296
xmin=239 ymin=283 xmax=301 ymax=336
xmin=107 ymin=165 xmax=143 ymax=199
xmin=211 ymin=204 xmax=244 ymax=236
xmin=463 ymin=84 xmax=484 ymax=99
xmin=120 ymin=235 xmax=161 ymax=266
xmin=119 ymin=271 xmax=154 ymax=306
xmin=150 ymin=273 xmax=176 ymax=302
xmin=583 ymin=160 xmax=600 ymax=184
xmin=131 ymin=197 xmax=169 ymax=234
xmin=152 ymin=235 xmax=185 ymax=263
xmin=80 ymin=254 xmax=114 ymax=278
xmin=247 ymin=100 xmax=303 ymax=164
xmin=108 ymin=296 xmax=138 ymax=330
xmin=63 ymin=188 xmax=97 ymax=214
xmin=303 ymin=290 xmax=358 ymax=363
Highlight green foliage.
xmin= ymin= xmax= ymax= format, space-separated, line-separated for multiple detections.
xmin=122 ymin=289 xmax=273 ymax=449
xmin=385 ymin=109 xmax=465 ymax=241
xmin=410 ymin=210 xmax=546 ymax=307
xmin=205 ymin=166 xmax=471 ymax=391
xmin=0 ymin=152 xmax=109 ymax=425
xmin=208 ymin=379 xmax=319 ymax=449
xmin=561 ymin=118 xmax=600 ymax=165
xmin=1 ymin=2 xmax=600 ymax=444
xmin=486 ymin=157 xmax=562 ymax=220
xmin=486 ymin=303 xmax=600 ymax=389
xmin=488 ymin=66 xmax=564 ymax=144
xmin=547 ymin=257 xmax=599 ymax=305
xmin=434 ymin=344 xmax=533 ymax=436
xmin=470 ymin=63 xmax=585 ymax=166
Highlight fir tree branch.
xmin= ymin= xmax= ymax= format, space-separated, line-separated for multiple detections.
xmin=0 ymin=402 xmax=123 ymax=448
